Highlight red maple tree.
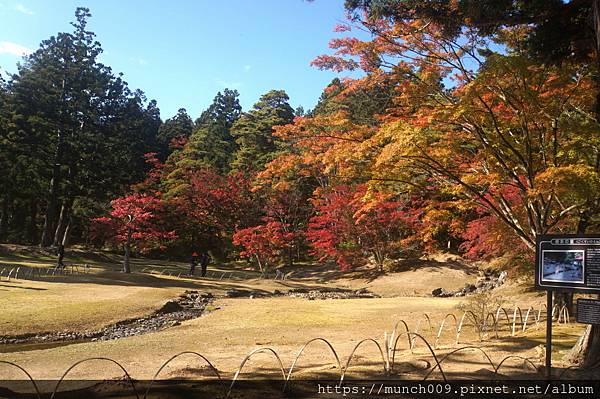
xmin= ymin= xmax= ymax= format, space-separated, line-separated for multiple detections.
xmin=92 ymin=193 xmax=176 ymax=273
xmin=232 ymin=220 xmax=296 ymax=274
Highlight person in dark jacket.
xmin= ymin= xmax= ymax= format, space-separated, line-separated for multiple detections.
xmin=189 ymin=252 xmax=199 ymax=276
xmin=200 ymin=252 xmax=210 ymax=277
xmin=57 ymin=244 xmax=66 ymax=269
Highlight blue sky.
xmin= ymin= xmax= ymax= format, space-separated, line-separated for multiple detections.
xmin=0 ymin=0 xmax=360 ymax=120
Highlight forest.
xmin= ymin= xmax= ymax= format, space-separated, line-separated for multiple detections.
xmin=2 ymin=4 xmax=600 ymax=276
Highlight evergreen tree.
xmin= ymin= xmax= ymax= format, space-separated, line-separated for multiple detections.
xmin=231 ymin=90 xmax=294 ymax=173
xmin=183 ymin=89 xmax=242 ymax=173
xmin=312 ymin=78 xmax=394 ymax=126
xmin=156 ymin=107 xmax=193 ymax=156
xmin=5 ymin=8 xmax=161 ymax=246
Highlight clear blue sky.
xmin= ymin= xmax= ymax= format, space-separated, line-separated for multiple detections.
xmin=0 ymin=0 xmax=360 ymax=120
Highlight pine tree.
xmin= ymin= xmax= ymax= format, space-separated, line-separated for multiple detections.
xmin=183 ymin=89 xmax=242 ymax=173
xmin=231 ymin=90 xmax=294 ymax=173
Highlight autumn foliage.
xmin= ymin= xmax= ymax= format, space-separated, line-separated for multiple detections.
xmin=91 ymin=8 xmax=600 ymax=274
xmin=233 ymin=221 xmax=296 ymax=273
xmin=91 ymin=193 xmax=176 ymax=272
xmin=307 ymin=185 xmax=421 ymax=271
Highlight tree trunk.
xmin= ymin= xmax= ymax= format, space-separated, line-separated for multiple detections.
xmin=40 ymin=181 xmax=59 ymax=247
xmin=553 ymin=290 xmax=573 ymax=318
xmin=28 ymin=199 xmax=38 ymax=245
xmin=287 ymin=247 xmax=294 ymax=267
xmin=12 ymin=203 xmax=26 ymax=243
xmin=123 ymin=231 xmax=131 ymax=273
xmin=0 ymin=195 xmax=10 ymax=242
xmin=594 ymin=0 xmax=600 ymax=122
xmin=61 ymin=216 xmax=72 ymax=246
xmin=53 ymin=199 xmax=72 ymax=247
xmin=40 ymin=129 xmax=64 ymax=247
xmin=566 ymin=295 xmax=600 ymax=368
xmin=255 ymin=254 xmax=263 ymax=275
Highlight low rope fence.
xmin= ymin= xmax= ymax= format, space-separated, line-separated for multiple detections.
xmin=0 ymin=335 xmax=548 ymax=399
xmin=0 ymin=304 xmax=588 ymax=399
xmin=0 ymin=264 xmax=92 ymax=282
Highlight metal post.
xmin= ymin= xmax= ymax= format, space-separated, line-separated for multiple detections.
xmin=545 ymin=290 xmax=553 ymax=379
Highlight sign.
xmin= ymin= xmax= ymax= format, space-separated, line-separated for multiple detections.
xmin=576 ymin=298 xmax=600 ymax=325
xmin=536 ymin=235 xmax=600 ymax=293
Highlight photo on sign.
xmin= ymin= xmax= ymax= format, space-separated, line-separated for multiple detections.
xmin=541 ymin=250 xmax=585 ymax=283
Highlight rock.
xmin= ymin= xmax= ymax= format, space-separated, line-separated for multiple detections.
xmin=225 ymin=290 xmax=246 ymax=298
xmin=157 ymin=300 xmax=184 ymax=314
xmin=464 ymin=284 xmax=476 ymax=293
xmin=498 ymin=271 xmax=508 ymax=284
xmin=432 ymin=287 xmax=452 ymax=297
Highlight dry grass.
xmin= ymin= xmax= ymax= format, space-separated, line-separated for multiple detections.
xmin=0 ymin=245 xmax=583 ymax=383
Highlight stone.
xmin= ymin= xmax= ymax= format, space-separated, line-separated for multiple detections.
xmin=432 ymin=287 xmax=452 ymax=297
xmin=225 ymin=290 xmax=246 ymax=298
xmin=156 ymin=300 xmax=184 ymax=314
xmin=498 ymin=271 xmax=508 ymax=284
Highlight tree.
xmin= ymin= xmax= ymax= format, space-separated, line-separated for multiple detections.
xmin=178 ymin=89 xmax=242 ymax=174
xmin=312 ymin=77 xmax=395 ymax=126
xmin=319 ymin=5 xmax=600 ymax=366
xmin=307 ymin=185 xmax=419 ymax=271
xmin=157 ymin=108 xmax=194 ymax=156
xmin=91 ymin=193 xmax=175 ymax=273
xmin=344 ymin=0 xmax=599 ymax=71
xmin=4 ymin=8 xmax=161 ymax=247
xmin=231 ymin=90 xmax=295 ymax=172
xmin=233 ymin=221 xmax=295 ymax=274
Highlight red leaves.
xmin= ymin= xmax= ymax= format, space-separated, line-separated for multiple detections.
xmin=306 ymin=185 xmax=421 ymax=271
xmin=91 ymin=192 xmax=176 ymax=252
xmin=233 ymin=221 xmax=295 ymax=271
xmin=185 ymin=169 xmax=255 ymax=233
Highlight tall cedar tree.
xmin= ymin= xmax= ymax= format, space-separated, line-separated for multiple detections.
xmin=181 ymin=89 xmax=242 ymax=174
xmin=4 ymin=8 xmax=161 ymax=247
xmin=231 ymin=90 xmax=295 ymax=173
xmin=157 ymin=108 xmax=194 ymax=158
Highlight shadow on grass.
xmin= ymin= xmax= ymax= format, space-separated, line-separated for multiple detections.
xmin=0 ymin=283 xmax=47 ymax=291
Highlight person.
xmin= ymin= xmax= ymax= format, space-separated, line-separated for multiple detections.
xmin=57 ymin=244 xmax=65 ymax=269
xmin=189 ymin=252 xmax=199 ymax=276
xmin=200 ymin=252 xmax=210 ymax=277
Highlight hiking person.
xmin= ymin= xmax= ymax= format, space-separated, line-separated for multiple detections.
xmin=57 ymin=244 xmax=66 ymax=269
xmin=189 ymin=251 xmax=199 ymax=276
xmin=200 ymin=252 xmax=210 ymax=277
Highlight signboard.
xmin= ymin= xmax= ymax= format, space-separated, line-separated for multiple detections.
xmin=576 ymin=298 xmax=600 ymax=325
xmin=536 ymin=235 xmax=600 ymax=293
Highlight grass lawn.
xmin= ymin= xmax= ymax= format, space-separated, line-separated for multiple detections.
xmin=0 ymin=245 xmax=587 ymax=384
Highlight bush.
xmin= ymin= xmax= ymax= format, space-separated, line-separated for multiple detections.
xmin=457 ymin=291 xmax=505 ymax=333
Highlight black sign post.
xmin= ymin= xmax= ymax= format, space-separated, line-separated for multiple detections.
xmin=536 ymin=235 xmax=600 ymax=379
xmin=545 ymin=290 xmax=552 ymax=379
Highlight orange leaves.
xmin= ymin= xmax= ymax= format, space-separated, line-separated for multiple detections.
xmin=265 ymin=111 xmax=375 ymax=184
xmin=532 ymin=165 xmax=600 ymax=205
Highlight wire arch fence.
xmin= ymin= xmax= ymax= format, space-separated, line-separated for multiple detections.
xmin=0 ymin=303 xmax=585 ymax=399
